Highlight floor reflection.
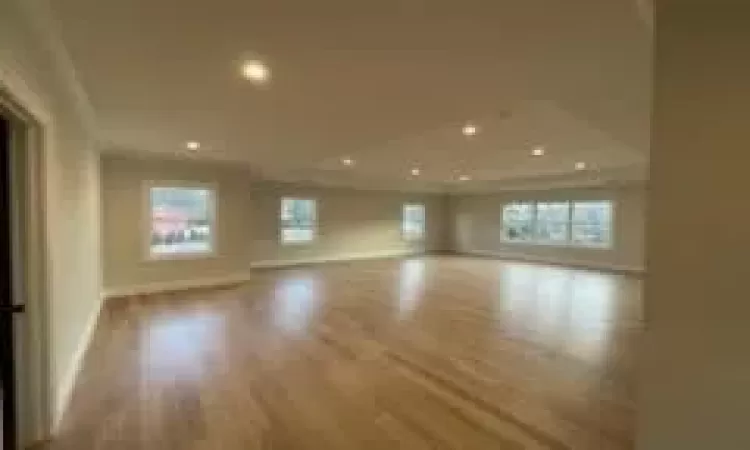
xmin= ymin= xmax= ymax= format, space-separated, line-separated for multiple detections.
xmin=60 ymin=258 xmax=641 ymax=450
xmin=498 ymin=264 xmax=618 ymax=363
xmin=398 ymin=259 xmax=425 ymax=320
xmin=271 ymin=273 xmax=320 ymax=335
xmin=141 ymin=311 xmax=226 ymax=382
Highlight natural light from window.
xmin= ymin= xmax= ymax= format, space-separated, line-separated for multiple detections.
xmin=281 ymin=198 xmax=316 ymax=244
xmin=536 ymin=202 xmax=570 ymax=244
xmin=503 ymin=200 xmax=613 ymax=248
xmin=149 ymin=186 xmax=214 ymax=258
xmin=502 ymin=202 xmax=535 ymax=242
xmin=402 ymin=203 xmax=426 ymax=241
xmin=572 ymin=201 xmax=613 ymax=246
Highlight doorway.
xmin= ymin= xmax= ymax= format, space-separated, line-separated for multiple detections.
xmin=0 ymin=86 xmax=53 ymax=450
xmin=0 ymin=112 xmax=21 ymax=449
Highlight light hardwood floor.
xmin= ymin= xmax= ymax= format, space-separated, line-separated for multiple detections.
xmin=48 ymin=257 xmax=642 ymax=449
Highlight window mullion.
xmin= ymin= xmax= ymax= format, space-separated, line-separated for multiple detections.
xmin=567 ymin=201 xmax=573 ymax=245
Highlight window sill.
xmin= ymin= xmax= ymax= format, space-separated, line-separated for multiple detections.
xmin=146 ymin=251 xmax=217 ymax=262
xmin=281 ymin=240 xmax=316 ymax=246
xmin=501 ymin=240 xmax=613 ymax=250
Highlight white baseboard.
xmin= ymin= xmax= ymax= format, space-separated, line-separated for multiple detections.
xmin=101 ymin=251 xmax=424 ymax=299
xmin=250 ymin=250 xmax=424 ymax=269
xmin=53 ymin=294 xmax=104 ymax=432
xmin=102 ymin=272 xmax=255 ymax=299
xmin=54 ymin=248 xmax=634 ymax=432
xmin=461 ymin=249 xmax=645 ymax=274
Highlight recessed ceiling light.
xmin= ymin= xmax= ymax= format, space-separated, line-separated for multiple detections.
xmin=341 ymin=157 xmax=354 ymax=166
xmin=458 ymin=175 xmax=471 ymax=181
xmin=575 ymin=161 xmax=587 ymax=170
xmin=532 ymin=147 xmax=545 ymax=156
xmin=411 ymin=168 xmax=421 ymax=176
xmin=462 ymin=123 xmax=478 ymax=137
xmin=241 ymin=60 xmax=270 ymax=84
xmin=186 ymin=141 xmax=200 ymax=151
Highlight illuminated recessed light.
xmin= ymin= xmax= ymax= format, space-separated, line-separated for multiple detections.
xmin=575 ymin=161 xmax=587 ymax=170
xmin=458 ymin=175 xmax=471 ymax=181
xmin=241 ymin=60 xmax=270 ymax=83
xmin=341 ymin=157 xmax=354 ymax=166
xmin=462 ymin=123 xmax=478 ymax=137
xmin=186 ymin=141 xmax=201 ymax=151
xmin=411 ymin=168 xmax=421 ymax=176
xmin=532 ymin=147 xmax=545 ymax=156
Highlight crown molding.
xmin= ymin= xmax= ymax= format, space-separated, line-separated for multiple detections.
xmin=13 ymin=0 xmax=97 ymax=136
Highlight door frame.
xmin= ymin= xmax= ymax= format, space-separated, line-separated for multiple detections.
xmin=0 ymin=85 xmax=53 ymax=446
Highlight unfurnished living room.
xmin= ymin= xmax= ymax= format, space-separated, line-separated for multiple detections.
xmin=2 ymin=0 xmax=749 ymax=449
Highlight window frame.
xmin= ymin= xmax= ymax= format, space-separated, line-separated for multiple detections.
xmin=534 ymin=201 xmax=572 ymax=245
xmin=402 ymin=203 xmax=427 ymax=242
xmin=501 ymin=199 xmax=615 ymax=249
xmin=143 ymin=180 xmax=218 ymax=261
xmin=502 ymin=202 xmax=536 ymax=243
xmin=279 ymin=197 xmax=318 ymax=245
xmin=571 ymin=200 xmax=614 ymax=248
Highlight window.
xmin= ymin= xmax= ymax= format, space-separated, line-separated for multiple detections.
xmin=535 ymin=202 xmax=570 ymax=243
xmin=502 ymin=199 xmax=614 ymax=248
xmin=281 ymin=198 xmax=316 ymax=244
xmin=572 ymin=201 xmax=613 ymax=247
xmin=502 ymin=203 xmax=535 ymax=242
xmin=149 ymin=186 xmax=214 ymax=258
xmin=402 ymin=203 xmax=426 ymax=241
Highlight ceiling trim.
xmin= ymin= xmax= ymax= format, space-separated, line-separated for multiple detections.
xmin=15 ymin=0 xmax=97 ymax=135
xmin=102 ymin=149 xmax=646 ymax=196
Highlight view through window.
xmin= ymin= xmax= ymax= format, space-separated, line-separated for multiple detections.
xmin=149 ymin=186 xmax=214 ymax=257
xmin=502 ymin=202 xmax=534 ymax=241
xmin=281 ymin=198 xmax=316 ymax=243
xmin=535 ymin=202 xmax=570 ymax=243
xmin=572 ymin=201 xmax=613 ymax=246
xmin=502 ymin=200 xmax=613 ymax=247
xmin=402 ymin=203 xmax=426 ymax=240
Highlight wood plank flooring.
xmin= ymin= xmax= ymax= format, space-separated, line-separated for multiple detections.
xmin=47 ymin=257 xmax=642 ymax=449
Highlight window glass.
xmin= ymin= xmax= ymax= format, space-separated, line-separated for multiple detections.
xmin=572 ymin=201 xmax=613 ymax=247
xmin=503 ymin=203 xmax=535 ymax=241
xmin=402 ymin=204 xmax=426 ymax=240
xmin=281 ymin=198 xmax=317 ymax=243
xmin=535 ymin=202 xmax=570 ymax=243
xmin=502 ymin=199 xmax=614 ymax=248
xmin=149 ymin=187 xmax=214 ymax=257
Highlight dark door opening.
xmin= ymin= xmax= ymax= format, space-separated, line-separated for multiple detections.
xmin=0 ymin=113 xmax=22 ymax=449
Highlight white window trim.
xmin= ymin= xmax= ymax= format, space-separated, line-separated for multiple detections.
xmin=501 ymin=199 xmax=615 ymax=250
xmin=402 ymin=203 xmax=427 ymax=242
xmin=142 ymin=180 xmax=218 ymax=261
xmin=279 ymin=197 xmax=318 ymax=245
xmin=502 ymin=202 xmax=536 ymax=244
xmin=571 ymin=200 xmax=615 ymax=249
xmin=534 ymin=201 xmax=573 ymax=245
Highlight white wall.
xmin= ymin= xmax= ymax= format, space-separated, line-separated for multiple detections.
xmin=101 ymin=154 xmax=447 ymax=293
xmin=248 ymin=181 xmax=447 ymax=266
xmin=101 ymin=156 xmax=254 ymax=291
xmin=638 ymin=2 xmax=750 ymax=448
xmin=449 ymin=185 xmax=646 ymax=272
xmin=0 ymin=0 xmax=101 ymax=436
xmin=101 ymin=152 xmax=645 ymax=294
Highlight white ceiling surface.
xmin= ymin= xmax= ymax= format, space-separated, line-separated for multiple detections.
xmin=49 ymin=0 xmax=652 ymax=192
